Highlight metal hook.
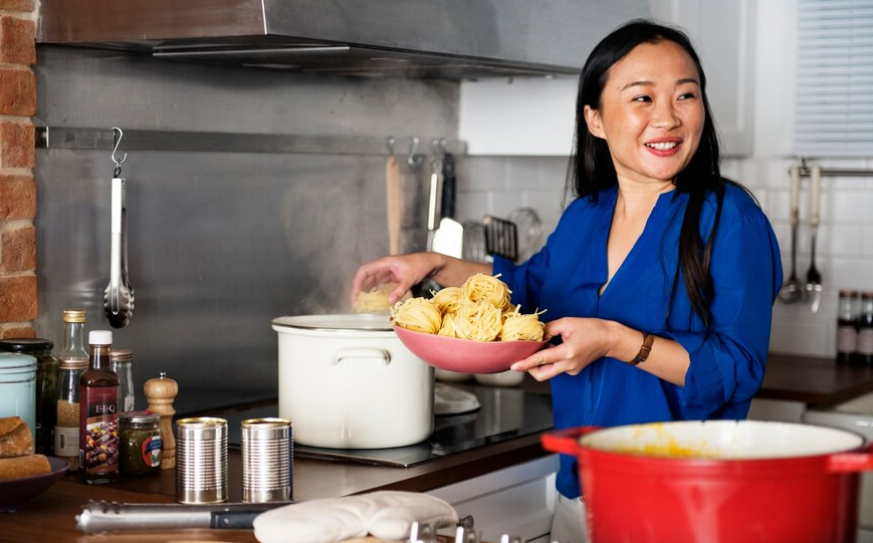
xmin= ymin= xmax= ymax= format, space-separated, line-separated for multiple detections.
xmin=407 ymin=136 xmax=422 ymax=167
xmin=111 ymin=127 xmax=127 ymax=176
xmin=386 ymin=136 xmax=396 ymax=156
xmin=431 ymin=137 xmax=448 ymax=157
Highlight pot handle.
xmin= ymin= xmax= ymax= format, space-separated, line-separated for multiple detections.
xmin=331 ymin=348 xmax=391 ymax=366
xmin=541 ymin=426 xmax=601 ymax=455
xmin=828 ymin=446 xmax=873 ymax=473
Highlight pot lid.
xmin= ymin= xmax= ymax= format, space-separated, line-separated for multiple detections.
xmin=272 ymin=314 xmax=393 ymax=332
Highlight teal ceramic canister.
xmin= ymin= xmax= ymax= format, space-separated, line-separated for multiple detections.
xmin=0 ymin=352 xmax=37 ymax=442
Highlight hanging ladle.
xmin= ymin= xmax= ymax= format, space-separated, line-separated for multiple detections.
xmin=777 ymin=166 xmax=803 ymax=304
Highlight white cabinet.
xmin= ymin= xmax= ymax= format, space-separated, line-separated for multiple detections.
xmin=651 ymin=0 xmax=756 ymax=157
xmin=428 ymin=455 xmax=559 ymax=543
xmin=459 ymin=1 xmax=756 ymax=157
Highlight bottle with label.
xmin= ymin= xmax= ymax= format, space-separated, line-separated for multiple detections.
xmin=56 ymin=309 xmax=89 ymax=469
xmin=79 ymin=330 xmax=120 ymax=484
xmin=110 ymin=350 xmax=135 ymax=413
xmin=857 ymin=293 xmax=873 ymax=365
xmin=837 ymin=290 xmax=859 ymax=364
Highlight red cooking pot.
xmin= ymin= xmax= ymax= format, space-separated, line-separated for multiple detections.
xmin=542 ymin=420 xmax=873 ymax=543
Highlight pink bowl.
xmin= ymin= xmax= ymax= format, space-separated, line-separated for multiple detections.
xmin=393 ymin=325 xmax=547 ymax=374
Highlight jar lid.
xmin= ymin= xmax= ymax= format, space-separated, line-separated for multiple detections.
xmin=58 ymin=357 xmax=89 ymax=370
xmin=119 ymin=410 xmax=160 ymax=424
xmin=110 ymin=349 xmax=133 ymax=362
xmin=0 ymin=338 xmax=54 ymax=353
xmin=863 ymin=292 xmax=873 ymax=299
xmin=0 ymin=352 xmax=37 ymax=370
xmin=839 ymin=289 xmax=858 ymax=297
xmin=63 ymin=310 xmax=86 ymax=323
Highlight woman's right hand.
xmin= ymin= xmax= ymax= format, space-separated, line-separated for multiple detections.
xmin=350 ymin=252 xmax=444 ymax=306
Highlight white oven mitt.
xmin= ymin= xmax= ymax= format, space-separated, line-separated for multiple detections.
xmin=253 ymin=491 xmax=458 ymax=543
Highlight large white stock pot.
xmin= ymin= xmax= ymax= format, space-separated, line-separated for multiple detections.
xmin=272 ymin=314 xmax=434 ymax=449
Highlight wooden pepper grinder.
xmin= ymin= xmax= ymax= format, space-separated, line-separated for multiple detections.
xmin=144 ymin=372 xmax=178 ymax=470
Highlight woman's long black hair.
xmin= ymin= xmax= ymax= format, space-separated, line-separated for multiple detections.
xmin=569 ymin=19 xmax=725 ymax=330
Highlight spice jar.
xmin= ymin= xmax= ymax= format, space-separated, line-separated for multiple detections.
xmin=56 ymin=357 xmax=89 ymax=470
xmin=110 ymin=350 xmax=135 ymax=413
xmin=56 ymin=309 xmax=89 ymax=469
xmin=0 ymin=338 xmax=58 ymax=455
xmin=119 ymin=411 xmax=162 ymax=476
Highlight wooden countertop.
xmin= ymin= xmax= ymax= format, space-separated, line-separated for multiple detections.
xmin=0 ymin=432 xmax=548 ymax=543
xmin=758 ymin=353 xmax=873 ymax=408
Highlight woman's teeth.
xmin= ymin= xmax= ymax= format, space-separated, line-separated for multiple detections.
xmin=646 ymin=142 xmax=678 ymax=150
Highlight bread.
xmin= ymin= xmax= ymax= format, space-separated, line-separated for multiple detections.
xmin=0 ymin=454 xmax=51 ymax=481
xmin=0 ymin=416 xmax=34 ymax=458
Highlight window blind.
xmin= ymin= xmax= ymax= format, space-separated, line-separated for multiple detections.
xmin=794 ymin=0 xmax=873 ymax=157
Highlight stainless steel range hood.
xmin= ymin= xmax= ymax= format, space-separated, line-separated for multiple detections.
xmin=37 ymin=0 xmax=647 ymax=79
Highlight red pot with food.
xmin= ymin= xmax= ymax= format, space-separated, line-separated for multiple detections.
xmin=542 ymin=420 xmax=873 ymax=543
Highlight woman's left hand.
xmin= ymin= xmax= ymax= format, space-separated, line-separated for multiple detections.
xmin=511 ymin=317 xmax=616 ymax=381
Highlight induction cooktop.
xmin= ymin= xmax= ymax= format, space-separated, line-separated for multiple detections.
xmin=184 ymin=384 xmax=553 ymax=468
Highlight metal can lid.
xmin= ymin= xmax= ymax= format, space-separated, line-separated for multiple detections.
xmin=119 ymin=410 xmax=160 ymax=424
xmin=63 ymin=309 xmax=86 ymax=323
xmin=0 ymin=338 xmax=54 ymax=353
xmin=110 ymin=349 xmax=133 ymax=362
xmin=241 ymin=418 xmax=292 ymax=429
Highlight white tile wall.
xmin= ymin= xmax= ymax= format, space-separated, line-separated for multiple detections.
xmin=457 ymin=155 xmax=873 ymax=358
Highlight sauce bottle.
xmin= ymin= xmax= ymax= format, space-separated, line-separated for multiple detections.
xmin=857 ymin=293 xmax=873 ymax=366
xmin=837 ymin=290 xmax=859 ymax=364
xmin=79 ymin=330 xmax=120 ymax=484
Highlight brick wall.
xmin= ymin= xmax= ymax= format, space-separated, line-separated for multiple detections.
xmin=0 ymin=0 xmax=36 ymax=339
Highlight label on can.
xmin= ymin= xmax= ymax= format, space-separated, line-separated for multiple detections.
xmin=142 ymin=434 xmax=162 ymax=468
xmin=79 ymin=386 xmax=119 ymax=475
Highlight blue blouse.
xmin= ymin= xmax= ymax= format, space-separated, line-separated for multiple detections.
xmin=493 ymin=183 xmax=783 ymax=498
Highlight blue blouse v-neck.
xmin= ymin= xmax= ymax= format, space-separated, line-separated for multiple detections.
xmin=493 ymin=183 xmax=783 ymax=498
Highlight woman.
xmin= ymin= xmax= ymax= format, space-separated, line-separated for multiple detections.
xmin=351 ymin=20 xmax=782 ymax=543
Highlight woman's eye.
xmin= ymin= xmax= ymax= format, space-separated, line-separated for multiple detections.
xmin=678 ymin=93 xmax=697 ymax=101
xmin=632 ymin=95 xmax=652 ymax=103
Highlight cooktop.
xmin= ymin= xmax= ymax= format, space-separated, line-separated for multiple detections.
xmin=186 ymin=384 xmax=553 ymax=468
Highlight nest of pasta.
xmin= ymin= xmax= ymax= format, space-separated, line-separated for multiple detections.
xmin=391 ymin=274 xmax=545 ymax=342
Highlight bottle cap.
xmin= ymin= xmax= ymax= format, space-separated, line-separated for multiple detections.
xmin=0 ymin=338 xmax=54 ymax=353
xmin=110 ymin=349 xmax=133 ymax=362
xmin=63 ymin=310 xmax=86 ymax=323
xmin=89 ymin=330 xmax=113 ymax=345
xmin=839 ymin=289 xmax=858 ymax=297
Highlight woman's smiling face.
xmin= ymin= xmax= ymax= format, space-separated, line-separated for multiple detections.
xmin=584 ymin=39 xmax=705 ymax=187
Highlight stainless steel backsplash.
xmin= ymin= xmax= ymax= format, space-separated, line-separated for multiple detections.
xmin=33 ymin=46 xmax=457 ymax=413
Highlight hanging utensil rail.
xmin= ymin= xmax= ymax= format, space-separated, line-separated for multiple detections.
xmin=35 ymin=127 xmax=466 ymax=157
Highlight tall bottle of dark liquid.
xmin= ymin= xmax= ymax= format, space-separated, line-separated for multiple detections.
xmin=79 ymin=330 xmax=119 ymax=484
xmin=857 ymin=293 xmax=873 ymax=366
xmin=837 ymin=290 xmax=858 ymax=364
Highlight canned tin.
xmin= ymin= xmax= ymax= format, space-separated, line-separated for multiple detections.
xmin=241 ymin=418 xmax=293 ymax=503
xmin=175 ymin=417 xmax=227 ymax=504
